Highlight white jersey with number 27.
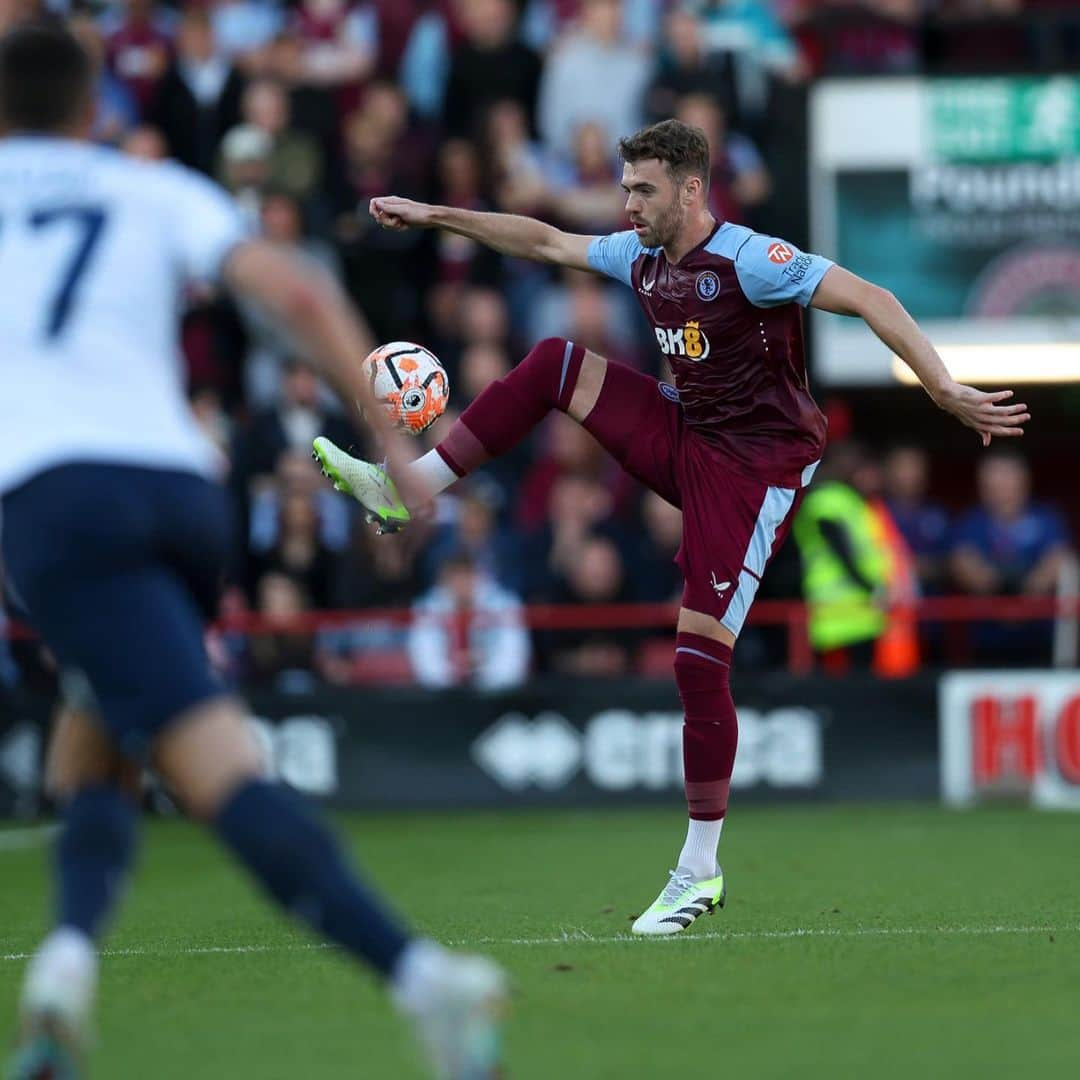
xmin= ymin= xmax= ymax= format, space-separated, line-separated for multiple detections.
xmin=0 ymin=135 xmax=248 ymax=495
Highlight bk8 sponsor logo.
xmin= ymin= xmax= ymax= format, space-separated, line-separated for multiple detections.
xmin=654 ymin=320 xmax=710 ymax=360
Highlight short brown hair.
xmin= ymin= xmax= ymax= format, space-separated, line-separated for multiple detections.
xmin=617 ymin=119 xmax=710 ymax=187
xmin=0 ymin=21 xmax=94 ymax=134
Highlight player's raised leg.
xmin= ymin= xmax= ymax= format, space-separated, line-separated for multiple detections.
xmin=314 ymin=335 xmax=682 ymax=518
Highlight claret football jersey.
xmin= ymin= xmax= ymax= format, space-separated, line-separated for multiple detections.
xmin=588 ymin=222 xmax=832 ymax=489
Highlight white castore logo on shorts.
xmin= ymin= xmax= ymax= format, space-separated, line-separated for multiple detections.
xmin=711 ymin=573 xmax=731 ymax=595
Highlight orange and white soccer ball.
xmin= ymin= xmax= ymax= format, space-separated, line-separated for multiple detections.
xmin=361 ymin=340 xmax=450 ymax=435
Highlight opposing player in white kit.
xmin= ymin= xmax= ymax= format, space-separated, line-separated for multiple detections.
xmin=0 ymin=23 xmax=503 ymax=1080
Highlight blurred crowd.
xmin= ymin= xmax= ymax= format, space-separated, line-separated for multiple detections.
xmin=1 ymin=0 xmax=1077 ymax=690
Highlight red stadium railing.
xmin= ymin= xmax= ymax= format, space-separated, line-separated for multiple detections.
xmin=7 ymin=595 xmax=1078 ymax=675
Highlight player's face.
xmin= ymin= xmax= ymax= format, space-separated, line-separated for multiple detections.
xmin=621 ymin=159 xmax=684 ymax=249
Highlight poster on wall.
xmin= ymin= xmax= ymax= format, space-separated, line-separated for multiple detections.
xmin=810 ymin=77 xmax=1080 ymax=385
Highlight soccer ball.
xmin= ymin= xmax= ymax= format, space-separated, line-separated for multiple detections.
xmin=361 ymin=340 xmax=450 ymax=435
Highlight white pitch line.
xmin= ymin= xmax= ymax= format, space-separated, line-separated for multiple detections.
xmin=1 ymin=923 xmax=1073 ymax=963
xmin=0 ymin=825 xmax=58 ymax=852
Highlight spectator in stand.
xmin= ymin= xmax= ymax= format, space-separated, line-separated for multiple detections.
xmin=687 ymin=0 xmax=805 ymax=133
xmin=549 ymin=534 xmax=633 ymax=677
xmin=529 ymin=272 xmax=643 ymax=374
xmin=521 ymin=0 xmax=662 ymax=52
xmin=424 ymin=139 xmax=498 ymax=344
xmin=521 ymin=467 xmax=631 ymax=604
xmin=209 ymin=0 xmax=285 ymax=72
xmin=460 ymin=286 xmax=512 ymax=350
xmin=149 ymin=8 xmax=245 ymax=175
xmin=121 ymin=124 xmax=168 ymax=160
xmin=951 ymin=452 xmax=1070 ymax=599
xmin=105 ymin=0 xmax=174 ymax=118
xmin=248 ymin=450 xmax=350 ymax=607
xmin=332 ymin=520 xmax=427 ymax=609
xmin=675 ymin=92 xmax=771 ymax=226
xmin=233 ymin=361 xmax=356 ymax=489
xmin=516 ymin=414 xmax=629 ymax=533
xmin=646 ymin=6 xmax=738 ymax=125
xmin=431 ymin=137 xmax=492 ymax=283
xmin=334 ymin=82 xmax=428 ymax=340
xmin=883 ymin=444 xmax=950 ymax=592
xmin=632 ymin=492 xmax=684 ymax=604
xmin=407 ymin=549 xmax=531 ymax=690
xmin=485 ymin=98 xmax=551 ymax=218
xmin=250 ymin=486 xmax=337 ymax=608
xmin=231 ymin=77 xmax=324 ymax=207
xmin=949 ymin=451 xmax=1072 ymax=664
xmin=240 ymin=190 xmax=345 ymax=404
xmin=288 ymin=0 xmax=377 ymax=90
xmin=442 ymin=0 xmax=542 ymax=139
xmin=542 ymin=121 xmax=625 ymax=234
xmin=787 ymin=0 xmax=921 ymax=77
xmin=70 ymin=14 xmax=138 ymax=146
xmin=335 ymin=82 xmax=420 ymax=227
xmin=246 ymin=571 xmax=319 ymax=690
xmin=218 ymin=123 xmax=272 ymax=223
xmin=423 ymin=479 xmax=524 ymax=594
xmin=538 ymin=0 xmax=651 ymax=163
xmin=459 ymin=342 xmax=510 ymax=406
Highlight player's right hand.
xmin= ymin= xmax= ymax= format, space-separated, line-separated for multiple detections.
xmin=369 ymin=196 xmax=433 ymax=231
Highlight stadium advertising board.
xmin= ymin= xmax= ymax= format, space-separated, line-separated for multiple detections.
xmin=810 ymin=77 xmax=1080 ymax=385
xmin=940 ymin=671 xmax=1080 ymax=809
xmin=0 ymin=676 xmax=940 ymax=816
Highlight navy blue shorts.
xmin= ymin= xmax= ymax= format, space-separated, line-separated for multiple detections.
xmin=1 ymin=463 xmax=232 ymax=758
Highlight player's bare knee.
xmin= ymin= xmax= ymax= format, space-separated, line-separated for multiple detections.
xmin=677 ymin=607 xmax=737 ymax=648
xmin=45 ymin=706 xmax=123 ymax=801
xmin=567 ymin=351 xmax=607 ymax=422
xmin=152 ymin=698 xmax=268 ymax=820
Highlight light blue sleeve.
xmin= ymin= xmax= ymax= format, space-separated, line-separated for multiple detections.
xmin=733 ymin=233 xmax=834 ymax=308
xmin=587 ymin=231 xmax=645 ymax=287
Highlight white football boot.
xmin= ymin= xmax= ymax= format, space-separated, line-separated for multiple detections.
xmin=312 ymin=437 xmax=411 ymax=534
xmin=392 ymin=942 xmax=508 ymax=1080
xmin=8 ymin=930 xmax=97 ymax=1080
xmin=631 ymin=866 xmax=726 ymax=936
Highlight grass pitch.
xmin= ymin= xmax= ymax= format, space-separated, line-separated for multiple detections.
xmin=1 ymin=805 xmax=1077 ymax=1079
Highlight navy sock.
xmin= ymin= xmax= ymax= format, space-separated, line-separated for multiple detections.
xmin=214 ymin=780 xmax=410 ymax=977
xmin=56 ymin=785 xmax=138 ymax=940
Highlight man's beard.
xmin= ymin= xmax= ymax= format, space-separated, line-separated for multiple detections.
xmin=640 ymin=197 xmax=683 ymax=249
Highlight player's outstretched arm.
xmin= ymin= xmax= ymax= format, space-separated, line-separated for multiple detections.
xmin=222 ymin=240 xmax=420 ymax=497
xmin=370 ymin=195 xmax=595 ymax=271
xmin=811 ymin=266 xmax=1031 ymax=446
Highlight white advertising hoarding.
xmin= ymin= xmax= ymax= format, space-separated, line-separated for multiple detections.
xmin=940 ymin=670 xmax=1080 ymax=808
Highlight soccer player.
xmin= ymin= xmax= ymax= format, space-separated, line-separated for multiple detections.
xmin=313 ymin=118 xmax=1029 ymax=936
xmin=0 ymin=23 xmax=504 ymax=1079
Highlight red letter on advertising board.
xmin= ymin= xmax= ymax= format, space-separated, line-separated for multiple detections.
xmin=971 ymin=695 xmax=1040 ymax=786
xmin=1055 ymin=696 xmax=1080 ymax=785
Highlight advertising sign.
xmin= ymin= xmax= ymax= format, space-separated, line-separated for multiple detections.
xmin=810 ymin=77 xmax=1080 ymax=384
xmin=940 ymin=670 xmax=1080 ymax=808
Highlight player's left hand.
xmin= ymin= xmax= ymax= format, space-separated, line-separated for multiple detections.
xmin=934 ymin=382 xmax=1030 ymax=447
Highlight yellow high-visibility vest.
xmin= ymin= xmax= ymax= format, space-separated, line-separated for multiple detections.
xmin=793 ymin=482 xmax=889 ymax=651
